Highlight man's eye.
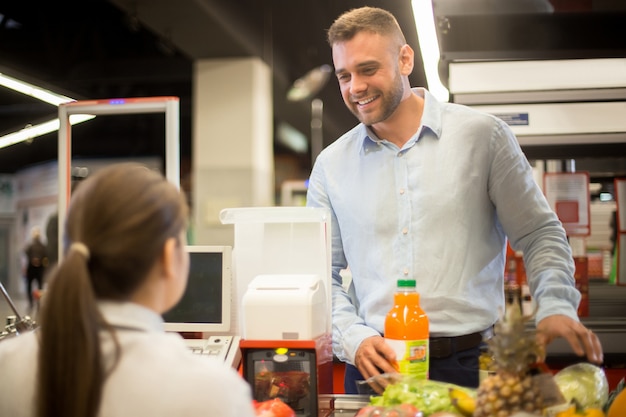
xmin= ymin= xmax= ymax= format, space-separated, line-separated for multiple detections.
xmin=337 ymin=74 xmax=350 ymax=82
xmin=362 ymin=67 xmax=377 ymax=75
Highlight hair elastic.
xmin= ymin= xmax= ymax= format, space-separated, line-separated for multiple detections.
xmin=70 ymin=242 xmax=90 ymax=260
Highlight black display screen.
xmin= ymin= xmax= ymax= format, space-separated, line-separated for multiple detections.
xmin=162 ymin=249 xmax=225 ymax=325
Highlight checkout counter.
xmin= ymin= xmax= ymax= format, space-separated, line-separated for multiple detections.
xmin=316 ymin=282 xmax=626 ymax=417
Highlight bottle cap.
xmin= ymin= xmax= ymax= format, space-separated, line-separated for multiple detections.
xmin=397 ymin=279 xmax=416 ymax=287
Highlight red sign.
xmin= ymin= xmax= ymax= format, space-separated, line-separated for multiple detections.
xmin=544 ymin=172 xmax=591 ymax=236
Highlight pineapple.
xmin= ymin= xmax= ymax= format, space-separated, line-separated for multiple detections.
xmin=474 ymin=295 xmax=545 ymax=417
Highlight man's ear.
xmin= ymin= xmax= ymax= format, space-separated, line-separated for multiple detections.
xmin=399 ymin=44 xmax=415 ymax=75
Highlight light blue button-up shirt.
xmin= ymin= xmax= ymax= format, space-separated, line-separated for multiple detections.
xmin=306 ymin=88 xmax=580 ymax=364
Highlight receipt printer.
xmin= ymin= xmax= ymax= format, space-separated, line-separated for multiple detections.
xmin=242 ymin=274 xmax=327 ymax=340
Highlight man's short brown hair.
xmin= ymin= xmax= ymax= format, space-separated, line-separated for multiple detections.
xmin=327 ymin=6 xmax=407 ymax=47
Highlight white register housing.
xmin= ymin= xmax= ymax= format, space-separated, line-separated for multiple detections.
xmin=242 ymin=274 xmax=327 ymax=340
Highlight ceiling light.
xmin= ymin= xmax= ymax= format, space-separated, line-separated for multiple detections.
xmin=0 ymin=73 xmax=74 ymax=106
xmin=287 ymin=65 xmax=332 ymax=102
xmin=0 ymin=72 xmax=95 ymax=150
xmin=0 ymin=115 xmax=95 ymax=150
xmin=411 ymin=0 xmax=450 ymax=102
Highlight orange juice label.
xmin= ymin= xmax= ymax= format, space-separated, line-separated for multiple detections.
xmin=385 ymin=338 xmax=429 ymax=379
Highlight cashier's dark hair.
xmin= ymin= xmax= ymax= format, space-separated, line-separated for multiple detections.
xmin=36 ymin=162 xmax=188 ymax=417
xmin=327 ymin=6 xmax=406 ymax=48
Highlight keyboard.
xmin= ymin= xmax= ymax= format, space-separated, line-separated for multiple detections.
xmin=185 ymin=335 xmax=241 ymax=369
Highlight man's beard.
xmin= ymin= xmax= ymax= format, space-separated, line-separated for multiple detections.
xmin=350 ymin=74 xmax=404 ymax=126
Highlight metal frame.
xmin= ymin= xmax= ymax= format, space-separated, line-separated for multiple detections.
xmin=57 ymin=96 xmax=180 ymax=262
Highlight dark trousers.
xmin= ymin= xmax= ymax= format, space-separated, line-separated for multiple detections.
xmin=344 ymin=344 xmax=481 ymax=394
xmin=26 ymin=265 xmax=44 ymax=309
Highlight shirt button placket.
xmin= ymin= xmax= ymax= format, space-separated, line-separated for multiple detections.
xmin=396 ymin=149 xmax=411 ymax=279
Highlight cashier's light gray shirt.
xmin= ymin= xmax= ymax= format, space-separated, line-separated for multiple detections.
xmin=306 ymin=87 xmax=580 ymax=365
xmin=0 ymin=301 xmax=255 ymax=417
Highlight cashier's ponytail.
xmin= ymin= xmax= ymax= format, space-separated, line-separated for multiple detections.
xmin=35 ymin=163 xmax=188 ymax=417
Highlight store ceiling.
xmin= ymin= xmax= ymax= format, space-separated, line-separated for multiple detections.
xmin=0 ymin=0 xmax=625 ymax=178
xmin=0 ymin=0 xmax=424 ymax=175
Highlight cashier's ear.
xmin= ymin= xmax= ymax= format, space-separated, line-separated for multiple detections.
xmin=160 ymin=237 xmax=178 ymax=281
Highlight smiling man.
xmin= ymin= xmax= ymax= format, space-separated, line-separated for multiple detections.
xmin=305 ymin=6 xmax=603 ymax=394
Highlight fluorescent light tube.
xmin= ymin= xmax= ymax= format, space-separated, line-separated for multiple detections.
xmin=0 ymin=115 xmax=94 ymax=149
xmin=412 ymin=0 xmax=450 ymax=102
xmin=0 ymin=73 xmax=74 ymax=106
xmin=0 ymin=72 xmax=97 ymax=150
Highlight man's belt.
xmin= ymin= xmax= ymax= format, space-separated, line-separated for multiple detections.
xmin=429 ymin=331 xmax=484 ymax=359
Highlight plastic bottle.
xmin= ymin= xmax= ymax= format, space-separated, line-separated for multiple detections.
xmin=384 ymin=279 xmax=429 ymax=379
xmin=504 ymin=258 xmax=522 ymax=309
xmin=478 ymin=345 xmax=496 ymax=384
xmin=515 ymin=251 xmax=533 ymax=316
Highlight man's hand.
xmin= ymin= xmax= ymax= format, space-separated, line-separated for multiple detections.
xmin=536 ymin=315 xmax=603 ymax=364
xmin=354 ymin=336 xmax=399 ymax=394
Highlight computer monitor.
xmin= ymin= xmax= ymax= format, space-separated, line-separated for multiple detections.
xmin=163 ymin=245 xmax=232 ymax=334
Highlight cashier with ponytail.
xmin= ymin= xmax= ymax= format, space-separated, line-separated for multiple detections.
xmin=0 ymin=163 xmax=255 ymax=417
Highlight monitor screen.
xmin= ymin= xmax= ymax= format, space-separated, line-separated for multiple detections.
xmin=162 ymin=245 xmax=232 ymax=334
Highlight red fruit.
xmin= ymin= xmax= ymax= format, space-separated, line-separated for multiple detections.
xmin=355 ymin=404 xmax=423 ymax=417
xmin=253 ymin=398 xmax=295 ymax=417
xmin=396 ymin=404 xmax=421 ymax=416
xmin=355 ymin=406 xmax=381 ymax=416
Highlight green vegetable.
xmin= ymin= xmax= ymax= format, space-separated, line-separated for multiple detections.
xmin=369 ymin=376 xmax=475 ymax=416
xmin=554 ymin=363 xmax=609 ymax=410
xmin=603 ymin=377 xmax=625 ymax=413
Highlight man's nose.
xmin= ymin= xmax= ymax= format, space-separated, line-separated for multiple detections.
xmin=349 ymin=74 xmax=367 ymax=96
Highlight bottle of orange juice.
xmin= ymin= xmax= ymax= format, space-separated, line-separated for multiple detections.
xmin=384 ymin=279 xmax=429 ymax=379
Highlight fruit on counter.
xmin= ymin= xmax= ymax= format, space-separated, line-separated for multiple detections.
xmin=605 ymin=379 xmax=626 ymax=417
xmin=355 ymin=404 xmax=423 ymax=417
xmin=579 ymin=410 xmax=605 ymax=417
xmin=368 ymin=375 xmax=475 ymax=416
xmin=253 ymin=398 xmax=295 ymax=417
xmin=448 ymin=387 xmax=476 ymax=417
xmin=474 ymin=294 xmax=545 ymax=417
xmin=554 ymin=403 xmax=606 ymax=417
xmin=553 ymin=363 xmax=609 ymax=410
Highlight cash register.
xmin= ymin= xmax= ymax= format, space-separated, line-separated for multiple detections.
xmin=162 ymin=245 xmax=240 ymax=368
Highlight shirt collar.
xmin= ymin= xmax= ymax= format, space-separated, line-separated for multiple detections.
xmin=358 ymin=87 xmax=443 ymax=153
xmin=415 ymin=87 xmax=443 ymax=139
xmin=98 ymin=300 xmax=165 ymax=332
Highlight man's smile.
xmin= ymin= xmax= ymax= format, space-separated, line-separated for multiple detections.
xmin=354 ymin=95 xmax=379 ymax=107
